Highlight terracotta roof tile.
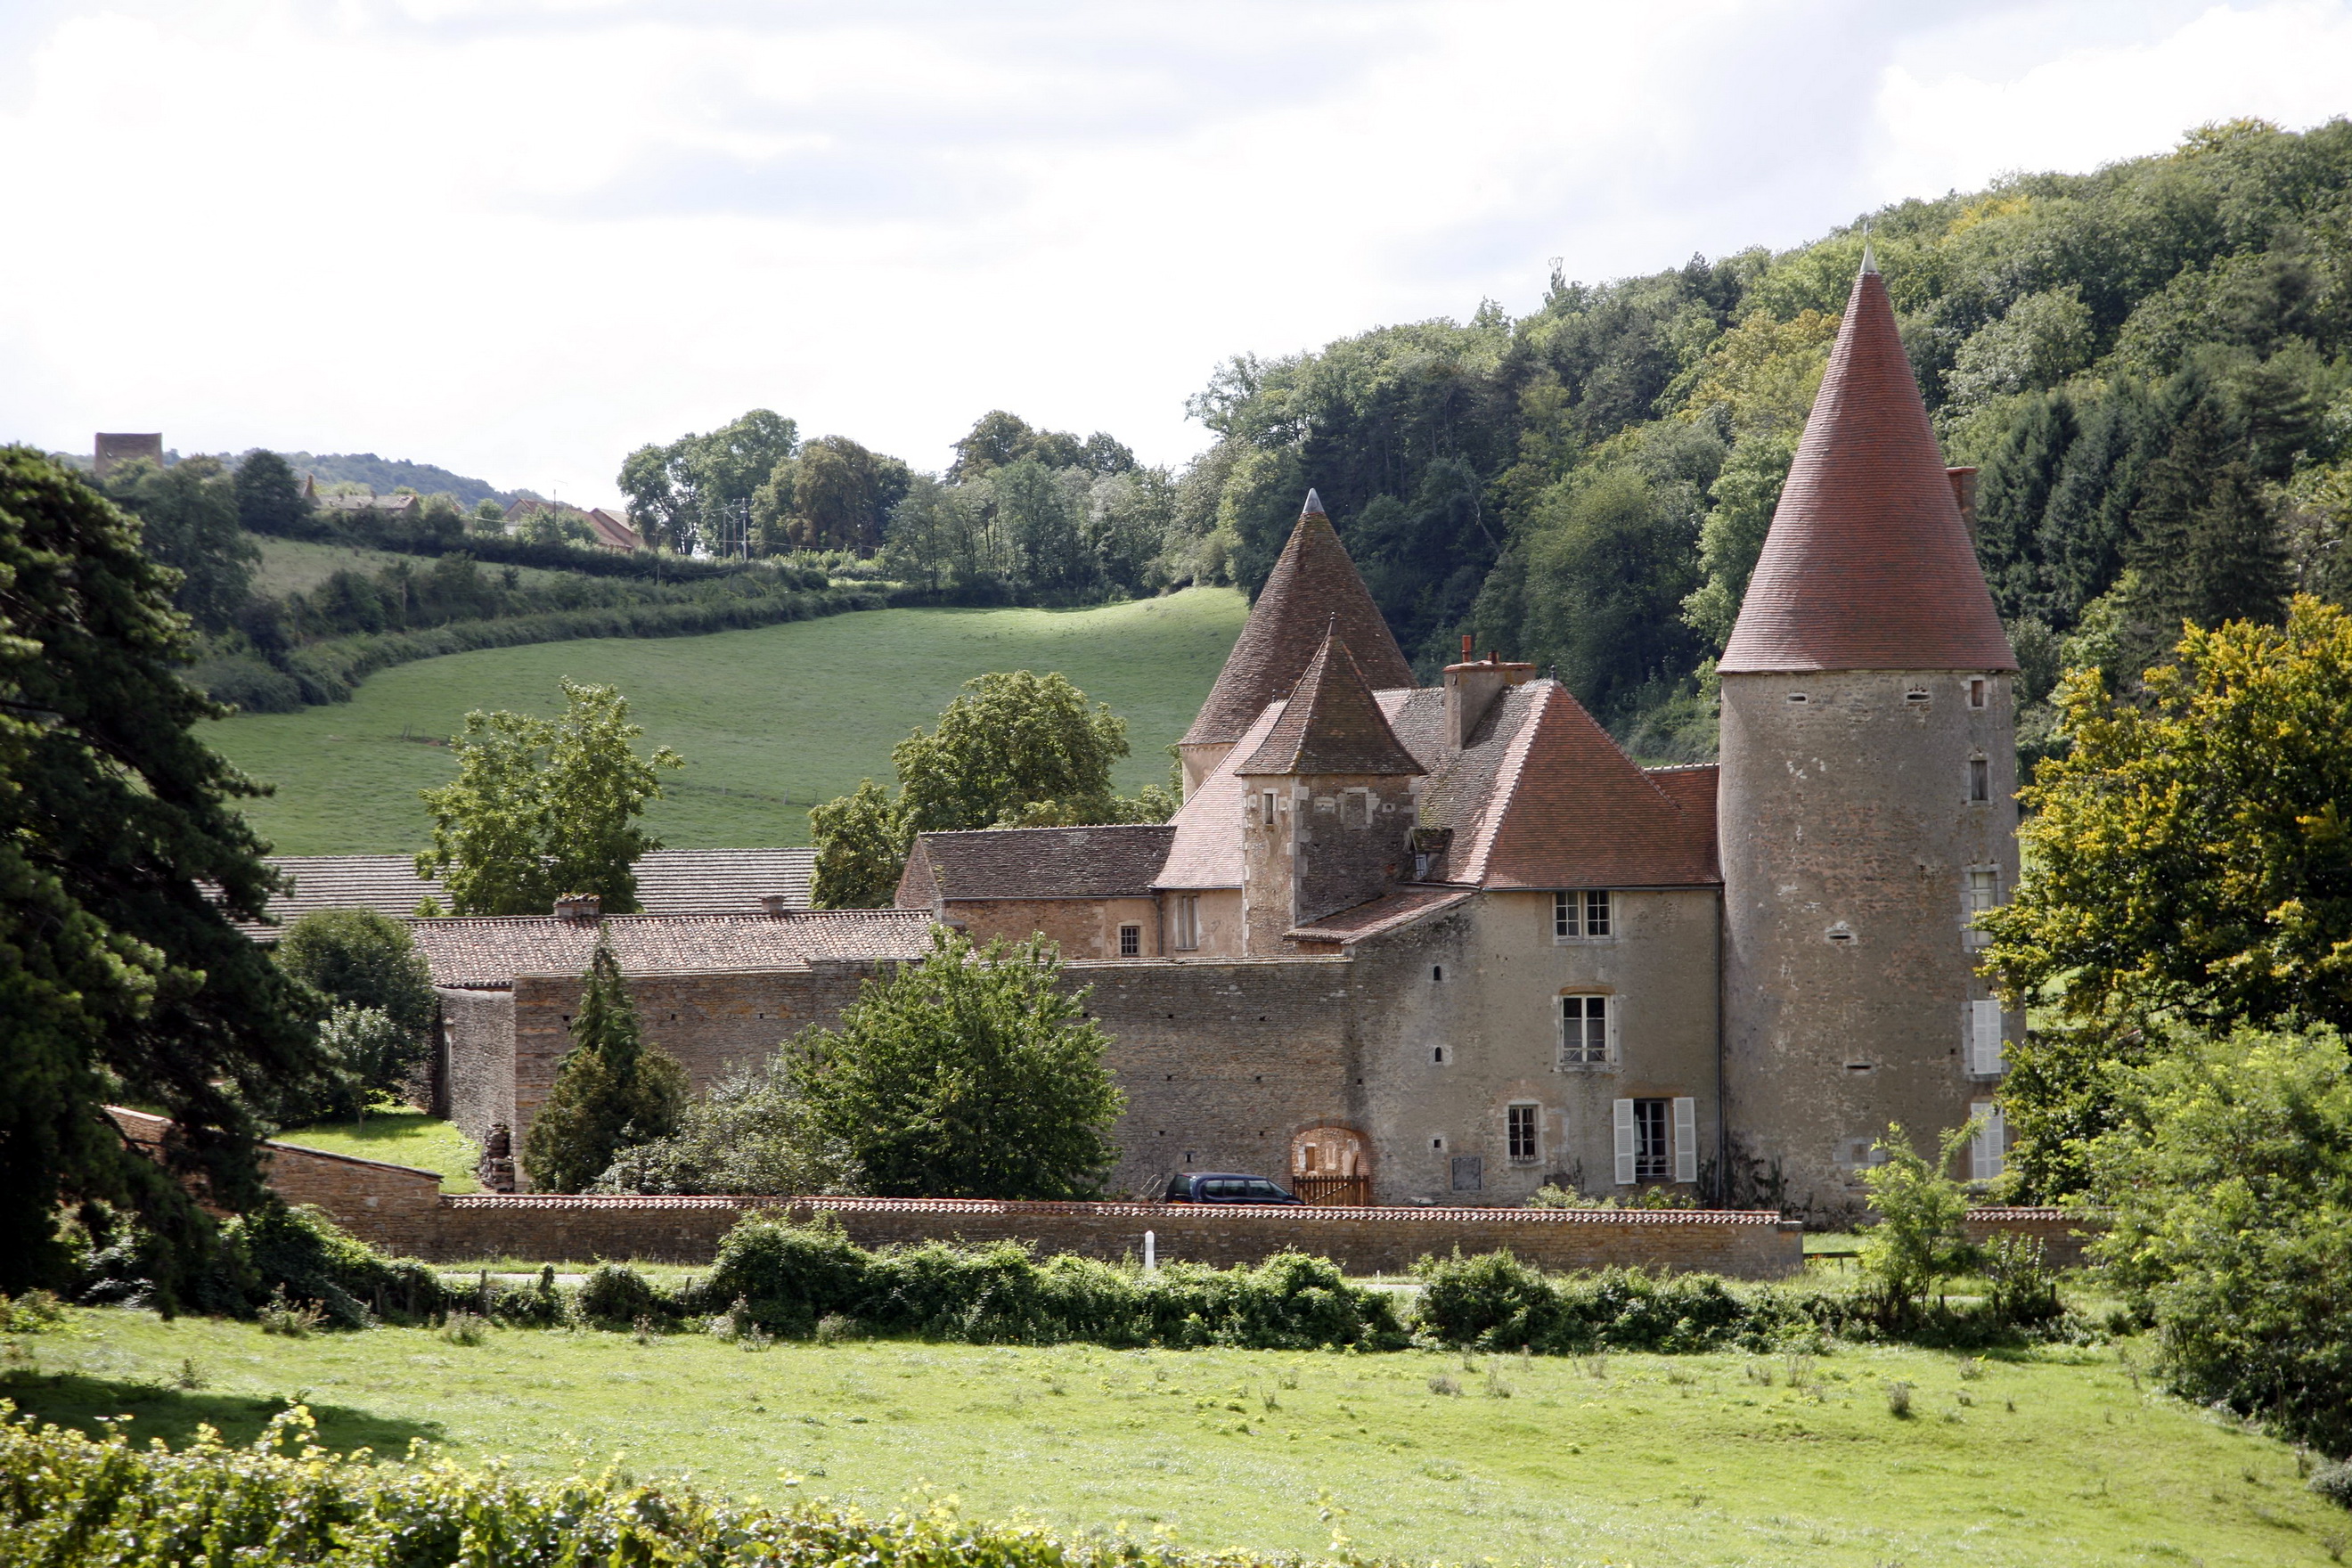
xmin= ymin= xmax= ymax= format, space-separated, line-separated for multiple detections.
xmin=1456 ymin=683 xmax=1718 ymax=889
xmin=1286 ymin=886 xmax=1474 ymax=945
xmin=1237 ymin=633 xmax=1423 ymax=777
xmin=410 ymin=909 xmax=932 ymax=990
xmin=899 ymin=824 xmax=1178 ymax=903
xmin=1156 ymin=702 xmax=1286 ymax=888
xmin=1183 ymin=494 xmax=1416 ymax=747
xmin=1720 ymin=265 xmax=2015 ymax=674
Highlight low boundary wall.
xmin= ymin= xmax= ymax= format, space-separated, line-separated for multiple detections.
xmin=1959 ymin=1205 xmax=2100 ymax=1270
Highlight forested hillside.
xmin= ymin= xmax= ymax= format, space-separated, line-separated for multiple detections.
xmin=1166 ymin=117 xmax=2352 ymax=760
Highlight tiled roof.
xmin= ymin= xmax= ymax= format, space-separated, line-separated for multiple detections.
xmin=1182 ymin=493 xmax=1416 ymax=747
xmin=583 ymin=507 xmax=641 ymax=551
xmin=243 ymin=849 xmax=814 ymax=933
xmin=900 ymin=824 xmax=1178 ymax=903
xmin=408 ymin=909 xmax=932 ymax=989
xmin=1156 ymin=700 xmax=1286 ymax=889
xmin=1286 ymin=886 xmax=1474 ymax=945
xmin=1450 ymin=682 xmax=1718 ymax=889
xmin=439 ymin=1193 xmax=1786 ymax=1224
xmin=1237 ymin=633 xmax=1424 ymax=778
xmin=1720 ymin=263 xmax=2016 ymax=674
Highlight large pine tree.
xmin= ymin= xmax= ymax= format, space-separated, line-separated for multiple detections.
xmin=519 ymin=937 xmax=690 ymax=1192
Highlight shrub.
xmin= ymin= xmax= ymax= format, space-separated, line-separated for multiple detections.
xmin=576 ymin=1263 xmax=667 ymax=1329
xmin=0 ymin=1402 xmax=1234 ymax=1568
xmin=187 ymin=654 xmax=304 ymax=713
xmin=597 ymin=1051 xmax=862 ymax=1196
xmin=1858 ymin=1121 xmax=1981 ymax=1325
xmin=0 ymin=1291 xmax=66 ymax=1333
xmin=2313 ymin=1458 xmax=2352 ymax=1509
xmin=1412 ymin=1253 xmax=1852 ymax=1354
xmin=227 ymin=1204 xmax=447 ymax=1329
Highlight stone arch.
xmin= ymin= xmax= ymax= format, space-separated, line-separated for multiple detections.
xmin=1290 ymin=1124 xmax=1372 ymax=1205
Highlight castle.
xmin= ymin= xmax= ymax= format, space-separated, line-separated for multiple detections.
xmin=417 ymin=256 xmax=2019 ymax=1213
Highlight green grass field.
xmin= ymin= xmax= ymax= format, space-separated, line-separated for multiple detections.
xmin=8 ymin=1311 xmax=2340 ymax=1566
xmin=272 ymin=1113 xmax=483 ymax=1194
xmin=250 ymin=536 xmax=576 ymax=596
xmin=205 ymin=587 xmax=1247 ymax=854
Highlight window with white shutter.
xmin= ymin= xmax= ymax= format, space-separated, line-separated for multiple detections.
xmin=1613 ymin=1098 xmax=1636 ymax=1185
xmin=1970 ymin=1100 xmax=2005 ymax=1180
xmin=1970 ymin=999 xmax=2005 ymax=1076
xmin=1672 ymin=1097 xmax=1697 ymax=1183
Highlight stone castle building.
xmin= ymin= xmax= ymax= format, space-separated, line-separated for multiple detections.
xmin=418 ymin=257 xmax=2018 ymax=1214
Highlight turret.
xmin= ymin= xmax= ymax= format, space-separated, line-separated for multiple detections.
xmin=1716 ymin=252 xmax=2021 ymax=1214
xmin=1234 ymin=630 xmax=1423 ymax=953
xmin=1180 ymin=491 xmax=1416 ymax=796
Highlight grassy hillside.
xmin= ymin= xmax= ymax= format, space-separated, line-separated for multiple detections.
xmin=18 ymin=1311 xmax=2340 ymax=1567
xmin=251 ymin=536 xmax=576 ymax=596
xmin=208 ymin=587 xmax=1246 ymax=854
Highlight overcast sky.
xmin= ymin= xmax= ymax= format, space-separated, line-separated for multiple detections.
xmin=4 ymin=1 xmax=2349 ymax=504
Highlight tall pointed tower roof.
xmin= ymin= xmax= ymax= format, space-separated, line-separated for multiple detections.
xmin=1719 ymin=260 xmax=2015 ymax=674
xmin=1237 ymin=631 xmax=1423 ymax=777
xmin=1184 ymin=492 xmax=1417 ymax=747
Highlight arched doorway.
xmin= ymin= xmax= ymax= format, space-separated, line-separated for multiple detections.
xmin=1290 ymin=1126 xmax=1372 ymax=1205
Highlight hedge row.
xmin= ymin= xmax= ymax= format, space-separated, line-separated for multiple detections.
xmin=246 ymin=510 xmax=778 ymax=582
xmin=1 ymin=1403 xmax=1242 ymax=1568
xmin=193 ymin=584 xmax=885 ymax=711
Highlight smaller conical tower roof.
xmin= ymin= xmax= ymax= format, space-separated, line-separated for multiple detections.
xmin=1237 ymin=630 xmax=1424 ymax=777
xmin=1184 ymin=493 xmax=1416 ymax=747
xmin=1719 ymin=258 xmax=2015 ymax=674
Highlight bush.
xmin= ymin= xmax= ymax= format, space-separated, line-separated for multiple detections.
xmin=2313 ymin=1458 xmax=2352 ymax=1508
xmin=692 ymin=1214 xmax=1407 ymax=1350
xmin=576 ymin=1263 xmax=667 ymax=1330
xmin=186 ymin=654 xmax=304 ymax=713
xmin=0 ymin=1402 xmax=1232 ymax=1568
xmin=228 ymin=1204 xmax=447 ymax=1329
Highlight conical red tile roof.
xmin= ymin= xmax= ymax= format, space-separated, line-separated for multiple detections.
xmin=1719 ymin=265 xmax=2015 ymax=674
xmin=1184 ymin=492 xmax=1417 ymax=747
xmin=1237 ymin=633 xmax=1423 ymax=778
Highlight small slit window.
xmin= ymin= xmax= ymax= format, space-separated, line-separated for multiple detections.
xmin=1172 ymin=894 xmax=1201 ymax=951
xmin=1905 ymin=687 xmax=1930 ymax=706
xmin=1968 ymin=677 xmax=1989 ymax=709
xmin=1261 ymin=789 xmax=1278 ymax=826
xmin=1786 ymin=692 xmax=1809 ymax=706
xmin=1969 ymin=755 xmax=1991 ymax=803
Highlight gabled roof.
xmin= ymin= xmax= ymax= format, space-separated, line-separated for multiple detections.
xmin=1446 ymin=682 xmax=1717 ymax=889
xmin=1720 ymin=262 xmax=2016 ymax=674
xmin=1236 ymin=633 xmax=1423 ymax=778
xmin=235 ymin=849 xmax=813 ymax=935
xmin=898 ymin=824 xmax=1178 ymax=905
xmin=1183 ymin=492 xmax=1416 ymax=747
xmin=409 ymin=909 xmax=933 ymax=990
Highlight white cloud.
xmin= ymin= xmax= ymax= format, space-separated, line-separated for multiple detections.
xmin=0 ymin=0 xmax=2345 ymax=502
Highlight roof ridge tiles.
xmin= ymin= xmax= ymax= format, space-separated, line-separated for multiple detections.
xmin=1720 ymin=265 xmax=2016 ymax=674
xmin=1236 ymin=632 xmax=1424 ymax=778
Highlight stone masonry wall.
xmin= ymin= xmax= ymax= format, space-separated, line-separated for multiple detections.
xmin=947 ymin=896 xmax=1163 ymax=960
xmin=106 ymin=1107 xmax=444 ymax=1255
xmin=437 ymin=987 xmax=514 ymax=1148
xmin=1960 ymin=1205 xmax=2100 ymax=1270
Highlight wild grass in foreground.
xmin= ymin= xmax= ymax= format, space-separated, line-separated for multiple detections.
xmin=7 ymin=1306 xmax=2345 ymax=1566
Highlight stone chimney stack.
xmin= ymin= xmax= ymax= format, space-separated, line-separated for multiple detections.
xmin=1442 ymin=635 xmax=1535 ymax=750
xmin=1946 ymin=467 xmax=1980 ymax=538
xmin=553 ymin=893 xmax=601 ymax=921
xmin=760 ymin=894 xmax=793 ymax=917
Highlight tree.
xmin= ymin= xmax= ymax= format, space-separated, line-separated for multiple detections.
xmin=790 ymin=927 xmax=1123 ymax=1198
xmin=809 ymin=779 xmax=909 ymax=910
xmin=306 ymin=1005 xmax=419 ymax=1128
xmin=2089 ymin=1023 xmax=2352 ymax=1458
xmin=0 ymin=447 xmax=324 ymax=1296
xmin=273 ymin=911 xmax=436 ymax=1122
xmin=1518 ymin=466 xmax=1703 ymax=725
xmin=773 ymin=435 xmax=911 ymax=555
xmin=417 ymin=680 xmax=682 ymax=916
xmin=232 ymin=450 xmax=314 ymax=537
xmin=101 ymin=456 xmax=257 ymax=632
xmin=618 ymin=410 xmax=801 ymax=554
xmin=520 ymin=938 xmax=691 ymax=1193
xmin=1858 ymin=1120 xmax=1981 ymax=1326
xmin=1981 ymin=596 xmax=2352 ymax=1034
xmin=594 ymin=1049 xmax=861 ymax=1196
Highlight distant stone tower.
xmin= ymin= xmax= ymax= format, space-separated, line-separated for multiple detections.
xmin=1179 ymin=491 xmax=1416 ymax=797
xmin=1716 ymin=253 xmax=2021 ymax=1214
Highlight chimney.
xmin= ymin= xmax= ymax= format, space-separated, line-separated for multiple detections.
xmin=553 ymin=893 xmax=601 ymax=921
xmin=1442 ymin=649 xmax=1536 ymax=750
xmin=759 ymin=894 xmax=793 ymax=917
xmin=1946 ymin=467 xmax=1980 ymax=538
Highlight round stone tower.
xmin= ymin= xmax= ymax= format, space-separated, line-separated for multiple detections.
xmin=1716 ymin=254 xmax=2020 ymax=1216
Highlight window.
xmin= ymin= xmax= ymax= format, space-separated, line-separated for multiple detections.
xmin=1558 ymin=994 xmax=1611 ymax=1066
xmin=1613 ymin=1096 xmax=1696 ymax=1183
xmin=1969 ymin=755 xmax=1991 ymax=803
xmin=1968 ymin=677 xmax=1989 ymax=709
xmin=1261 ymin=789 xmax=1278 ymax=827
xmin=1450 ymin=1155 xmax=1484 ymax=1192
xmin=1432 ymin=1045 xmax=1446 ymax=1064
xmin=1965 ymin=868 xmax=1998 ymax=950
xmin=1343 ymin=788 xmax=1371 ymax=829
xmin=1507 ymin=1103 xmax=1539 ymax=1164
xmin=1969 ymin=1099 xmax=2007 ymax=1180
xmin=1172 ymin=894 xmax=1200 ymax=951
xmin=1118 ymin=924 xmax=1141 ymax=958
xmin=1553 ymin=889 xmax=1613 ymax=940
xmin=1905 ymin=687 xmax=1930 ymax=706
xmin=1969 ymin=999 xmax=2005 ymax=1076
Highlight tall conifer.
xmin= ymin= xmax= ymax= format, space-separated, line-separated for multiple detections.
xmin=520 ymin=937 xmax=690 ymax=1192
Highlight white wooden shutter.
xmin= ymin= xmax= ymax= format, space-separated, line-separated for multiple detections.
xmin=1605 ymin=995 xmax=1622 ymax=1064
xmin=1969 ymin=1099 xmax=2003 ymax=1180
xmin=1970 ymin=1000 xmax=2005 ymax=1075
xmin=1613 ymin=1098 xmax=1637 ymax=1185
xmin=1671 ymin=1097 xmax=1697 ymax=1183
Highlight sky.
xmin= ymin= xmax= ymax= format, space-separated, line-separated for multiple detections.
xmin=4 ymin=2 xmax=2350 ymax=506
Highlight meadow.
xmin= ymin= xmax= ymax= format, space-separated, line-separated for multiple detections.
xmin=205 ymin=587 xmax=1247 ymax=854
xmin=250 ymin=537 xmax=578 ymax=596
xmin=273 ymin=1113 xmax=484 ymax=1194
xmin=7 ymin=1308 xmax=2343 ymax=1567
